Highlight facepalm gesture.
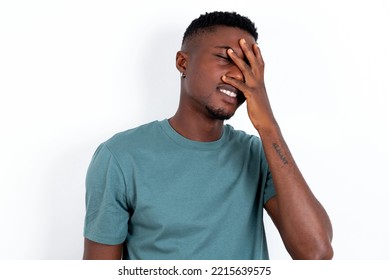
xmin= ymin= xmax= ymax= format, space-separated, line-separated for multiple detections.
xmin=222 ymin=39 xmax=277 ymax=132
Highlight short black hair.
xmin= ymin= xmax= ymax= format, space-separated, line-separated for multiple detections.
xmin=182 ymin=11 xmax=258 ymax=45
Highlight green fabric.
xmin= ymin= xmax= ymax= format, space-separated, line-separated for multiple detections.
xmin=84 ymin=119 xmax=276 ymax=259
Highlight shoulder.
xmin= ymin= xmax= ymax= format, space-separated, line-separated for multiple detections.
xmin=104 ymin=120 xmax=161 ymax=147
xmin=225 ymin=124 xmax=262 ymax=148
xmin=110 ymin=120 xmax=160 ymax=141
xmin=91 ymin=120 xmax=163 ymax=160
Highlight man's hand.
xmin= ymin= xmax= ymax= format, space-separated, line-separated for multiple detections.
xmin=222 ymin=38 xmax=276 ymax=132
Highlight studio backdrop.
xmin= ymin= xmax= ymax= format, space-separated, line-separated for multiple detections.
xmin=0 ymin=0 xmax=388 ymax=259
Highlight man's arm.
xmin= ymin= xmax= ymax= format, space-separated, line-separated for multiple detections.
xmin=223 ymin=38 xmax=333 ymax=259
xmin=83 ymin=238 xmax=123 ymax=260
xmin=260 ymin=126 xmax=333 ymax=259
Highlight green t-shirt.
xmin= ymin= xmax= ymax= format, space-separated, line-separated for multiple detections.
xmin=84 ymin=119 xmax=276 ymax=259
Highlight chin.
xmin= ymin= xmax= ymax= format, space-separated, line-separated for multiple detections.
xmin=206 ymin=106 xmax=235 ymax=120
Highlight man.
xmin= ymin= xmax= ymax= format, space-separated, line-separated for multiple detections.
xmin=83 ymin=11 xmax=333 ymax=260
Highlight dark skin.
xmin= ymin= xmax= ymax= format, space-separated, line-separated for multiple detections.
xmin=83 ymin=25 xmax=333 ymax=260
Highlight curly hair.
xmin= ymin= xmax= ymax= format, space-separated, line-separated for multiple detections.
xmin=182 ymin=11 xmax=258 ymax=45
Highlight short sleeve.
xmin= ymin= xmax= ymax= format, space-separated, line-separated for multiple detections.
xmin=83 ymin=143 xmax=129 ymax=245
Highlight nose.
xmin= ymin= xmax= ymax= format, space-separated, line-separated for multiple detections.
xmin=226 ymin=64 xmax=244 ymax=82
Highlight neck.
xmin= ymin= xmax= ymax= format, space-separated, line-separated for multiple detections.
xmin=169 ymin=110 xmax=225 ymax=142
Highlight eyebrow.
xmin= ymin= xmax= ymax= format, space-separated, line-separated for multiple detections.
xmin=214 ymin=46 xmax=237 ymax=56
xmin=215 ymin=45 xmax=232 ymax=50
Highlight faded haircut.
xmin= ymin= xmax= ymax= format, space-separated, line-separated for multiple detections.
xmin=182 ymin=11 xmax=258 ymax=46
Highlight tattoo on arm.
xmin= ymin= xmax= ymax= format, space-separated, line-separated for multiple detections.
xmin=272 ymin=143 xmax=289 ymax=165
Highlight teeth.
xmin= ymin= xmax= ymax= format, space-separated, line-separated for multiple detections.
xmin=220 ymin=89 xmax=237 ymax=98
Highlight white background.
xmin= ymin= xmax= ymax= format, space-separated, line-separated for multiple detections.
xmin=0 ymin=0 xmax=388 ymax=260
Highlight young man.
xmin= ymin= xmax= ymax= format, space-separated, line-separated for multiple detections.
xmin=83 ymin=11 xmax=333 ymax=260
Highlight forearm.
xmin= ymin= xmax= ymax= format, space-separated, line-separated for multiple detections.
xmin=258 ymin=123 xmax=333 ymax=259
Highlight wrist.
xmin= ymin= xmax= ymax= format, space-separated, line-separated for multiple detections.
xmin=254 ymin=118 xmax=280 ymax=135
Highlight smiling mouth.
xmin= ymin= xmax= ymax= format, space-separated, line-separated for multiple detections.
xmin=219 ymin=88 xmax=237 ymax=98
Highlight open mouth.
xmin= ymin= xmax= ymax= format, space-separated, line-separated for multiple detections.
xmin=219 ymin=88 xmax=237 ymax=98
xmin=217 ymin=85 xmax=245 ymax=104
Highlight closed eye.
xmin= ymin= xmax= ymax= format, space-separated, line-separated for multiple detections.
xmin=215 ymin=54 xmax=232 ymax=62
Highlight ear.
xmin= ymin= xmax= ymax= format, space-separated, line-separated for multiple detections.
xmin=176 ymin=51 xmax=188 ymax=73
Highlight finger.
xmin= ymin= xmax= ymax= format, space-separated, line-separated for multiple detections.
xmin=239 ymin=39 xmax=258 ymax=70
xmin=253 ymin=43 xmax=265 ymax=72
xmin=222 ymin=75 xmax=251 ymax=98
xmin=226 ymin=48 xmax=252 ymax=77
xmin=240 ymin=39 xmax=264 ymax=78
xmin=253 ymin=43 xmax=262 ymax=60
